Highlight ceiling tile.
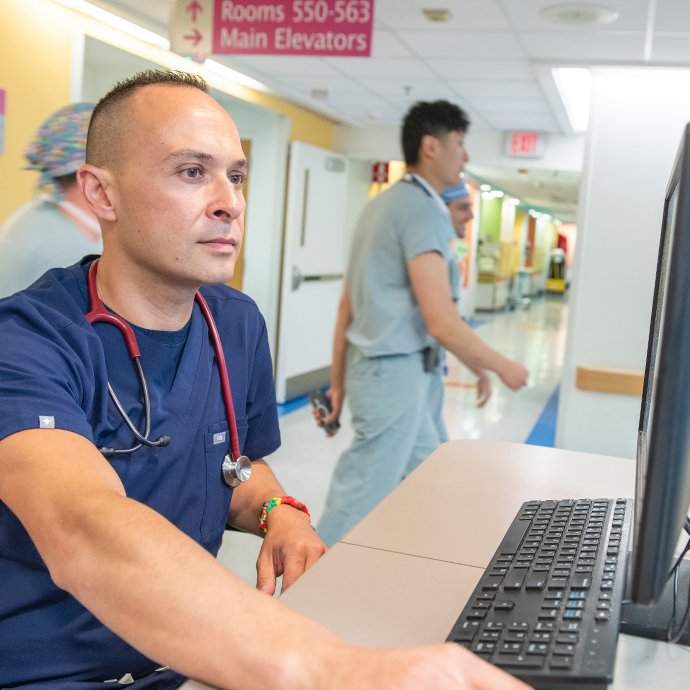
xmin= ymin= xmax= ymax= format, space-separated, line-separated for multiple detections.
xmin=649 ymin=35 xmax=690 ymax=63
xmin=324 ymin=57 xmax=436 ymax=78
xmin=450 ymin=79 xmax=545 ymax=100
xmin=355 ymin=77 xmax=457 ymax=100
xmin=426 ymin=59 xmax=536 ymax=81
xmin=397 ymin=30 xmax=525 ymax=59
xmin=370 ymin=30 xmax=415 ymax=58
xmin=655 ymin=0 xmax=690 ymax=32
xmin=227 ymin=55 xmax=337 ymax=77
xmin=374 ymin=0 xmax=510 ymax=30
xmin=471 ymin=99 xmax=552 ymax=115
xmin=520 ymin=31 xmax=646 ymax=61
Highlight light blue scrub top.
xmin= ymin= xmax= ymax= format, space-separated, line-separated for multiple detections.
xmin=346 ymin=177 xmax=455 ymax=357
xmin=0 ymin=198 xmax=103 ymax=298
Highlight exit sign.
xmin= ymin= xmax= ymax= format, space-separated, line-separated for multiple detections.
xmin=504 ymin=131 xmax=546 ymax=158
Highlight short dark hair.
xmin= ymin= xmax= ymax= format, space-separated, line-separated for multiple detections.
xmin=86 ymin=70 xmax=208 ymax=167
xmin=401 ymin=100 xmax=470 ymax=165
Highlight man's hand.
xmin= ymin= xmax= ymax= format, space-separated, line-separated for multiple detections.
xmin=322 ymin=642 xmax=533 ymax=690
xmin=498 ymin=359 xmax=529 ymax=391
xmin=475 ymin=370 xmax=492 ymax=407
xmin=312 ymin=387 xmax=344 ymax=438
xmin=256 ymin=504 xmax=327 ymax=595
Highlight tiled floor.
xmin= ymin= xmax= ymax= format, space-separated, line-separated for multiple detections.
xmin=217 ymin=294 xmax=570 ymax=588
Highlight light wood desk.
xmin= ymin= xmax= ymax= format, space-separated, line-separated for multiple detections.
xmin=183 ymin=440 xmax=690 ymax=689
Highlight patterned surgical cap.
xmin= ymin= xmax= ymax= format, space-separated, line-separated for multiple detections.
xmin=24 ymin=102 xmax=95 ymax=194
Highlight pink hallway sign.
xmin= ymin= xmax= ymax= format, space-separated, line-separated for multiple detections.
xmin=212 ymin=0 xmax=373 ymax=56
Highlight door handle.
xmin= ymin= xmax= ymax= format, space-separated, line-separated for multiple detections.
xmin=291 ymin=267 xmax=343 ymax=291
xmin=291 ymin=265 xmax=303 ymax=291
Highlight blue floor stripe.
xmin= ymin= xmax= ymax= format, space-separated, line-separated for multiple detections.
xmin=277 ymin=394 xmax=310 ymax=417
xmin=525 ymin=384 xmax=560 ymax=448
xmin=467 ymin=317 xmax=487 ymax=329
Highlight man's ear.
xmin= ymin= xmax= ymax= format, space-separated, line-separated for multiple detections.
xmin=419 ymin=134 xmax=440 ymax=162
xmin=77 ymin=164 xmax=117 ymax=222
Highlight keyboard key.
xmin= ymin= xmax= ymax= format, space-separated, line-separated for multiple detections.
xmin=495 ymin=654 xmax=544 ymax=669
xmin=525 ymin=573 xmax=546 ymax=590
xmin=560 ymin=622 xmax=581 ymax=633
xmin=550 ymin=656 xmax=574 ymax=670
xmin=481 ymin=575 xmax=503 ymax=591
xmin=497 ymin=519 xmax=532 ymax=555
xmin=449 ymin=620 xmax=480 ymax=642
xmin=494 ymin=601 xmax=515 ymax=612
xmin=499 ymin=642 xmax=522 ymax=654
xmin=556 ymin=633 xmax=579 ymax=644
xmin=531 ymin=632 xmax=553 ymax=642
xmin=527 ymin=643 xmax=549 ymax=655
xmin=503 ymin=569 xmax=527 ymax=590
xmin=473 ymin=641 xmax=496 ymax=654
xmin=571 ymin=573 xmax=591 ymax=590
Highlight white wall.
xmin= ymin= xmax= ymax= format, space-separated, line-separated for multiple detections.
xmin=557 ymin=68 xmax=690 ymax=459
xmin=334 ymin=123 xmax=585 ymax=173
xmin=214 ymin=93 xmax=289 ymax=354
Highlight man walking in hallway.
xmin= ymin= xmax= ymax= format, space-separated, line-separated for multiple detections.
xmin=316 ymin=100 xmax=529 ymax=547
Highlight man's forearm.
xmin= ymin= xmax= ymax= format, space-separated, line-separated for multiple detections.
xmin=53 ymin=490 xmax=338 ymax=690
xmin=432 ymin=313 xmax=509 ymax=376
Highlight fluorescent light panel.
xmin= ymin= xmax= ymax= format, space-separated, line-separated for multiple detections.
xmin=54 ymin=0 xmax=170 ymax=49
xmin=52 ymin=1 xmax=270 ymax=94
xmin=204 ymin=59 xmax=270 ymax=92
xmin=552 ymin=67 xmax=591 ymax=133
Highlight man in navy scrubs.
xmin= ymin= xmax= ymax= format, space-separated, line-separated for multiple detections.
xmin=0 ymin=70 xmax=529 ymax=690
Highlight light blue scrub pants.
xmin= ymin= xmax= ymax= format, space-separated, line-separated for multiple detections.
xmin=317 ymin=346 xmax=449 ymax=547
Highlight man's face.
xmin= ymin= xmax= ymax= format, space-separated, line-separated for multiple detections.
xmin=436 ymin=130 xmax=469 ymax=188
xmin=106 ymin=84 xmax=247 ymax=289
xmin=448 ymin=196 xmax=474 ymax=239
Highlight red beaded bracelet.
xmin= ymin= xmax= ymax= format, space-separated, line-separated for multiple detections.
xmin=258 ymin=495 xmax=310 ymax=534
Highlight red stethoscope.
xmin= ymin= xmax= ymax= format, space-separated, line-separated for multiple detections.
xmin=85 ymin=259 xmax=251 ymax=487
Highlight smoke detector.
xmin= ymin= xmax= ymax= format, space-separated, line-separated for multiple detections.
xmin=539 ymin=3 xmax=619 ymax=26
xmin=421 ymin=8 xmax=452 ymax=23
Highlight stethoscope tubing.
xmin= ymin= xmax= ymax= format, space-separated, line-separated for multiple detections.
xmin=84 ymin=259 xmax=241 ymax=466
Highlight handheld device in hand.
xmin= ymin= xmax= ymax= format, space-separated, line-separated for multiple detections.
xmin=309 ymin=390 xmax=340 ymax=434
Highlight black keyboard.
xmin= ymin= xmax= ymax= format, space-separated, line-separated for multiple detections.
xmin=447 ymin=498 xmax=632 ymax=690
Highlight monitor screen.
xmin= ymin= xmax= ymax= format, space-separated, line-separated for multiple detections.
xmin=631 ymin=123 xmax=690 ymax=605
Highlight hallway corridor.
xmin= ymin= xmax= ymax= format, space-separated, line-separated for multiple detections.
xmin=218 ymin=294 xmax=570 ymax=587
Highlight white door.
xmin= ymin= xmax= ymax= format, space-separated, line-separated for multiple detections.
xmin=275 ymin=142 xmax=349 ymax=403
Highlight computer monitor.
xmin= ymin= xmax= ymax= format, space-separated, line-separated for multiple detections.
xmin=620 ymin=123 xmax=690 ymax=643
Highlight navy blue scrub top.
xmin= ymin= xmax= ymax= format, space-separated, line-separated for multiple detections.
xmin=0 ymin=260 xmax=281 ymax=688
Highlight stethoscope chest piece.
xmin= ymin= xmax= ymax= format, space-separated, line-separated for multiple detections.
xmin=222 ymin=454 xmax=252 ymax=487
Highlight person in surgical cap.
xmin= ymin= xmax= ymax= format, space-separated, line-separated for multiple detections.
xmin=441 ymin=180 xmax=474 ymax=240
xmin=0 ymin=102 xmax=101 ymax=298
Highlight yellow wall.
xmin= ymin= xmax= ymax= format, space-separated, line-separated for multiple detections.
xmin=0 ymin=0 xmax=338 ymax=224
xmin=0 ymin=0 xmax=73 ymax=223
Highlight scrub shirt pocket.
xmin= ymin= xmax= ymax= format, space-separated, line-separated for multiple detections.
xmin=200 ymin=418 xmax=249 ymax=552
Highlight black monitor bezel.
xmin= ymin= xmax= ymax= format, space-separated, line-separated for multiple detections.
xmin=632 ymin=122 xmax=690 ymax=605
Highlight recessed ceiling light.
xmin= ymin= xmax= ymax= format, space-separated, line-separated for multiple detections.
xmin=310 ymin=87 xmax=329 ymax=101
xmin=539 ymin=3 xmax=619 ymax=26
xmin=421 ymin=8 xmax=452 ymax=23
